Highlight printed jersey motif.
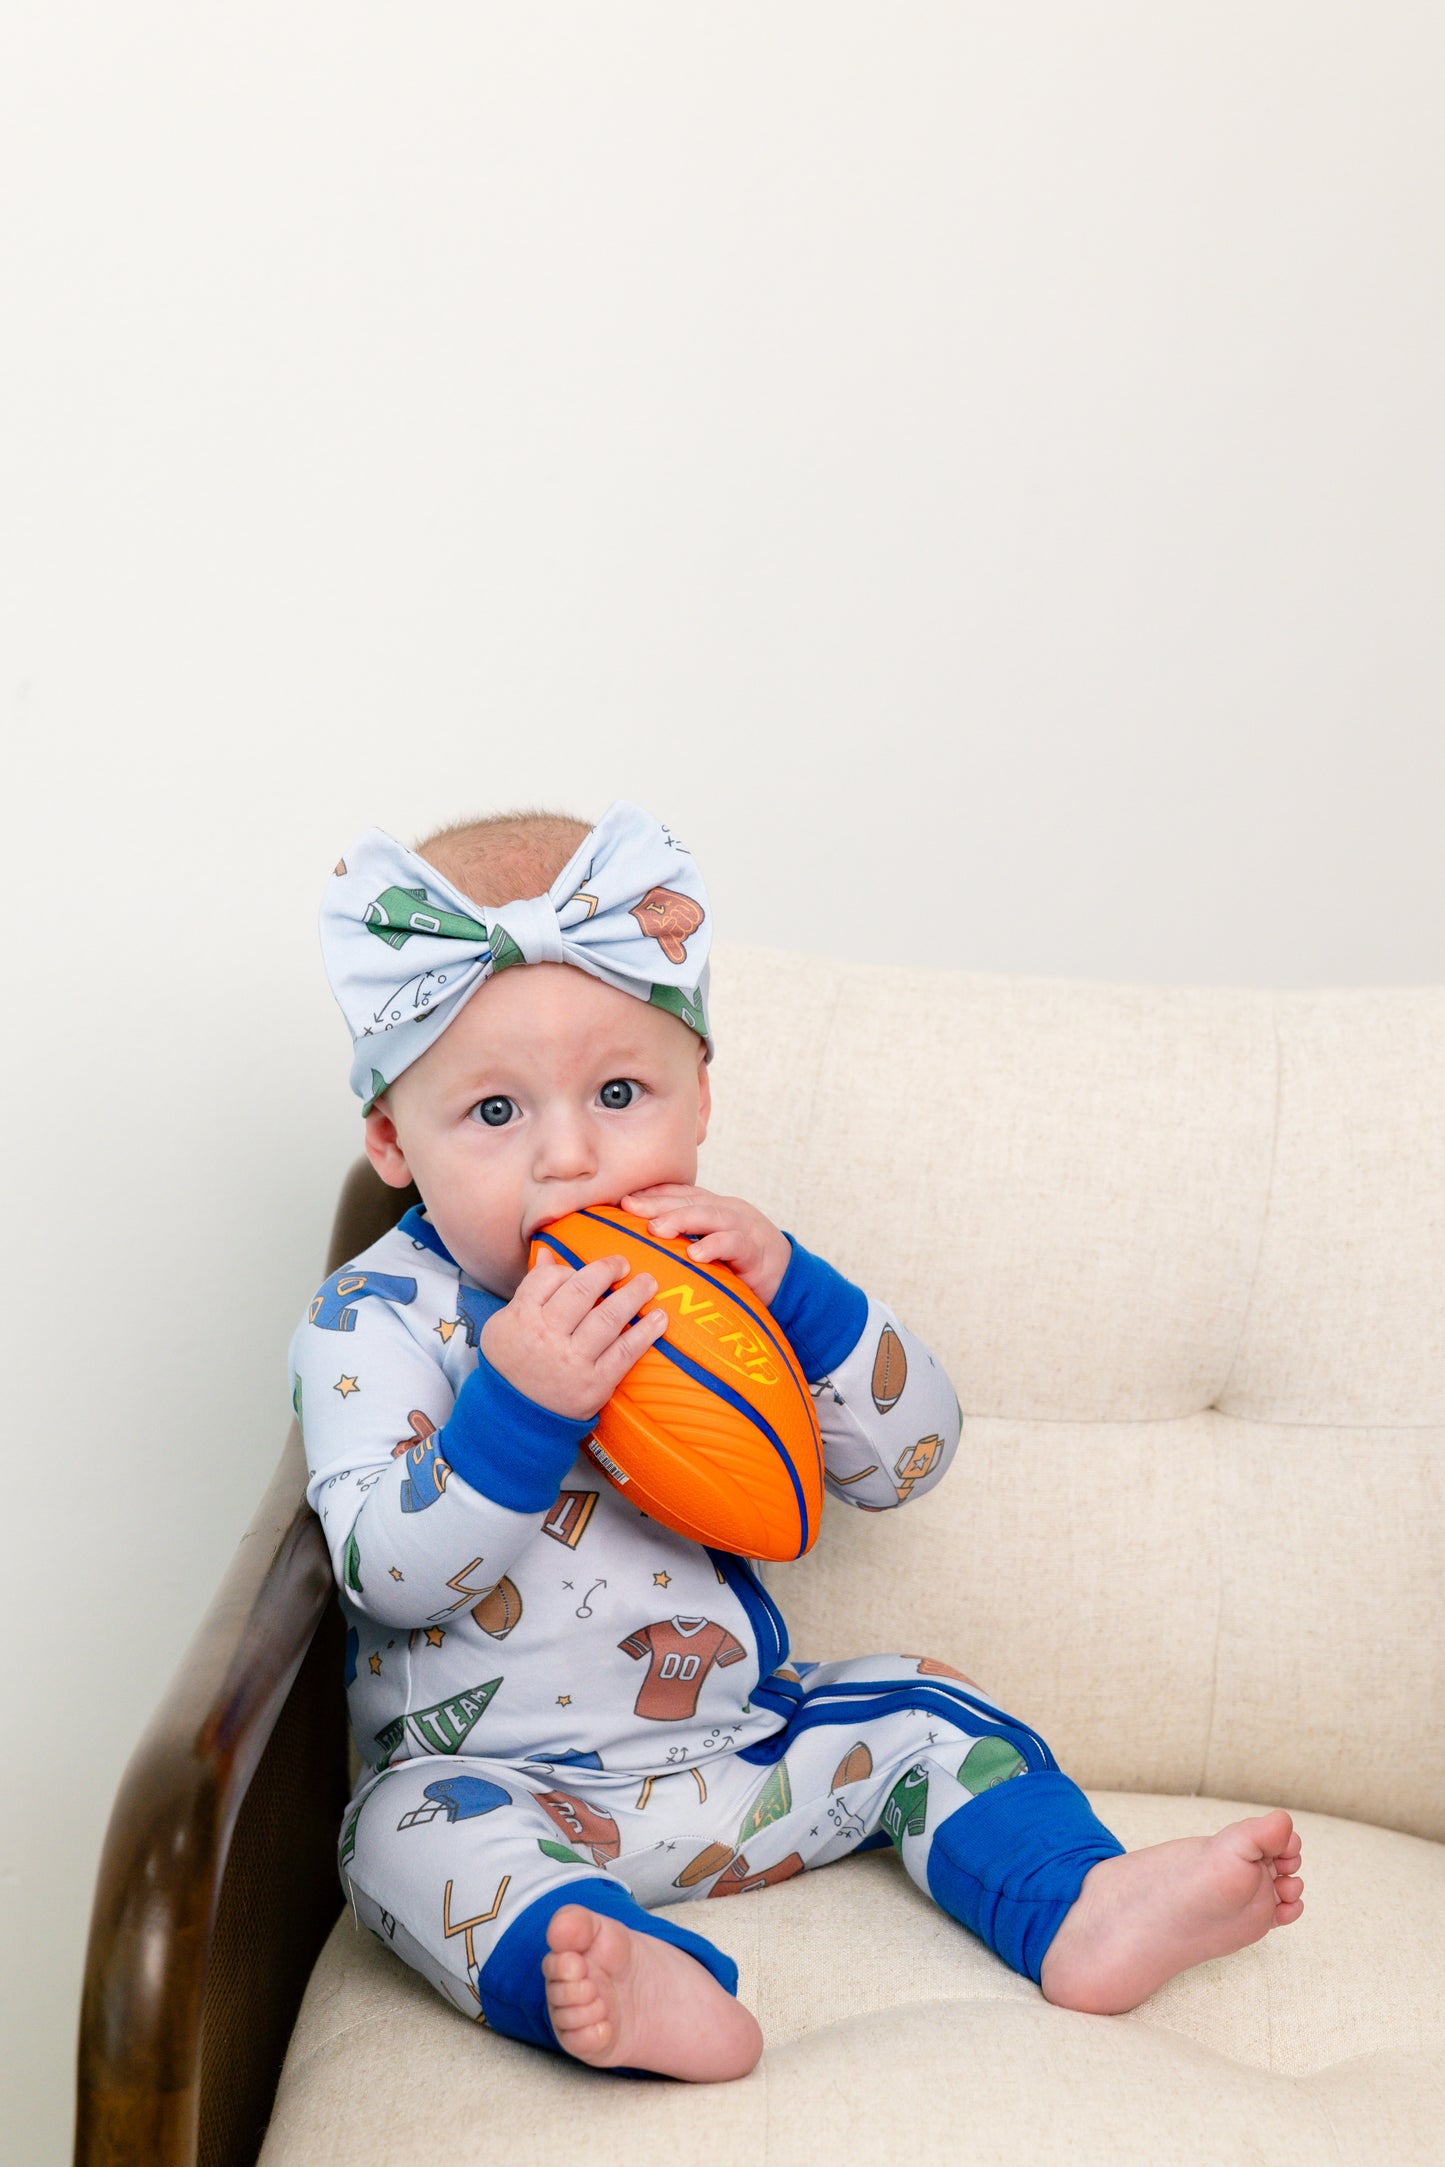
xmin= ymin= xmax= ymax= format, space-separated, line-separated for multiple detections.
xmin=618 ymin=1617 xmax=747 ymax=1720
xmin=535 ymin=1789 xmax=622 ymax=1866
xmin=309 ymin=1270 xmax=418 ymax=1331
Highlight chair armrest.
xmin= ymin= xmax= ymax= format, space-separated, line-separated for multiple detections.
xmin=75 ymin=1159 xmax=417 ymax=2167
xmin=76 ymin=1425 xmax=337 ymax=2167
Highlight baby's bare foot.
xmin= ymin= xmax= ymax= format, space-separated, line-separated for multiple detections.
xmin=1039 ymin=1809 xmax=1305 ymax=2016
xmin=542 ymin=1904 xmax=764 ymax=2080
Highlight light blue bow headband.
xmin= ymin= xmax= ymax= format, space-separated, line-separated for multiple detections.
xmin=319 ymin=799 xmax=714 ymax=1113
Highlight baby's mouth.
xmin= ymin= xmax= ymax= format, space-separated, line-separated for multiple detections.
xmin=524 ymin=1196 xmax=622 ymax=1244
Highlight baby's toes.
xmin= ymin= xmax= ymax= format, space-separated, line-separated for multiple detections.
xmin=550 ymin=1991 xmax=608 ymax=2037
xmin=541 ymin=1946 xmax=585 ymax=1985
xmin=1274 ymin=1873 xmax=1303 ymax=1906
xmin=1253 ymin=1808 xmax=1295 ymax=1855
xmin=545 ymin=1902 xmax=599 ymax=1957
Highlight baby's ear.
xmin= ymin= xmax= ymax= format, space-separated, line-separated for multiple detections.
xmin=363 ymin=1102 xmax=414 ymax=1188
xmin=695 ymin=1056 xmax=712 ymax=1145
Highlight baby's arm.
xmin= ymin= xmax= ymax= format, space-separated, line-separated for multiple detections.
xmin=289 ymin=1285 xmax=600 ymax=1630
xmin=289 ymin=1243 xmax=666 ymax=1628
xmin=768 ymin=1233 xmax=963 ymax=1514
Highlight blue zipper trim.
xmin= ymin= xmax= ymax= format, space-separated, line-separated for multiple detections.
xmin=783 ymin=1673 xmax=1052 ymax=1750
xmin=536 ymin=1225 xmax=814 ymax=1559
xmin=778 ymin=1674 xmax=1058 ymax=1770
xmin=735 ymin=1678 xmax=1057 ymax=1771
xmin=705 ymin=1546 xmax=792 ymax=1684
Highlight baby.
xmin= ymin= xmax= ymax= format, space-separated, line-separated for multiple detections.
xmin=290 ymin=798 xmax=1304 ymax=2082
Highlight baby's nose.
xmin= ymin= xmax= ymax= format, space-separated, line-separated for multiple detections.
xmin=532 ymin=1117 xmax=597 ymax=1181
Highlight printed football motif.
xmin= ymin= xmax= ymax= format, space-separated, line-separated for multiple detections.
xmin=870 ymin=1325 xmax=907 ymax=1412
xmin=673 ymin=1840 xmax=735 ymax=1888
xmin=911 ymin=1654 xmax=978 ymax=1684
xmin=831 ymin=1741 xmax=874 ymax=1789
xmin=529 ymin=1206 xmax=824 ymax=1561
xmin=471 ymin=1576 xmax=523 ymax=1639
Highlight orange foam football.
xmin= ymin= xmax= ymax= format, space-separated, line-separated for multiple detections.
xmin=527 ymin=1205 xmax=824 ymax=1560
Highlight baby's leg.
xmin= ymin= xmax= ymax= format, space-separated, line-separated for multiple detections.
xmin=1035 ymin=1810 xmax=1304 ymax=2014
xmin=914 ymin=1751 xmax=1304 ymax=2008
xmin=339 ymin=1755 xmax=758 ymax=2077
xmin=782 ymin=1655 xmax=1303 ymax=2008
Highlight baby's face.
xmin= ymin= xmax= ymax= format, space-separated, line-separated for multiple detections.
xmin=364 ymin=962 xmax=711 ymax=1299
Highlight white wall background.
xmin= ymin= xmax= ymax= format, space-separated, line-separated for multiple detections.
xmin=4 ymin=4 xmax=1442 ymax=2158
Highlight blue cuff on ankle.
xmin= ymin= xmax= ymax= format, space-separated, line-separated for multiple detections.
xmin=476 ymin=1876 xmax=739 ymax=2066
xmin=925 ymin=1769 xmax=1126 ymax=1984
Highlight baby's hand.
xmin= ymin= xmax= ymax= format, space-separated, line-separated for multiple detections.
xmin=479 ymin=1253 xmax=668 ymax=1421
xmin=620 ymin=1184 xmax=793 ymax=1308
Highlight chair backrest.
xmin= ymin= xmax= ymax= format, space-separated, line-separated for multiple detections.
xmin=696 ymin=939 xmax=1445 ymax=1841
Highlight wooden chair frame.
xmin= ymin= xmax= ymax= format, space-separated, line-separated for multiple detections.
xmin=75 ymin=1161 xmax=416 ymax=2167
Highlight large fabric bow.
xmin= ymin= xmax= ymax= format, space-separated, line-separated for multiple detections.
xmin=319 ymin=799 xmax=713 ymax=1111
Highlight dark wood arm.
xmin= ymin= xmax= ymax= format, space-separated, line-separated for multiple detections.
xmin=75 ymin=1161 xmax=418 ymax=2167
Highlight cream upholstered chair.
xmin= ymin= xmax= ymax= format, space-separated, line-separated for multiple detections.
xmin=80 ymin=941 xmax=1445 ymax=2166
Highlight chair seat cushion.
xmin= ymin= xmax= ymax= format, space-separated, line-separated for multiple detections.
xmin=257 ymin=1792 xmax=1445 ymax=2166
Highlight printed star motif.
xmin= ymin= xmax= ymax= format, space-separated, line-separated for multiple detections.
xmin=425 ymin=1626 xmax=445 ymax=1647
xmin=434 ymin=1317 xmax=460 ymax=1343
xmin=556 ymin=1694 xmax=572 ymax=1707
xmin=368 ymin=1653 xmax=382 ymax=1675
xmin=389 ymin=1567 xmax=404 ymax=1581
xmin=652 ymin=1571 xmax=671 ymax=1587
xmin=334 ymin=1375 xmax=360 ymax=1398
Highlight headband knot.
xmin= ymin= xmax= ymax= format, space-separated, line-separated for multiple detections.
xmin=496 ymin=892 xmax=567 ymax=966
xmin=319 ymin=799 xmax=713 ymax=1112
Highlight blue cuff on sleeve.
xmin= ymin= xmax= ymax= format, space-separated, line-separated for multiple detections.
xmin=769 ymin=1233 xmax=870 ymax=1382
xmin=439 ymin=1349 xmax=599 ymax=1514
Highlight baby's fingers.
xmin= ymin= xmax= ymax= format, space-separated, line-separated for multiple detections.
xmin=542 ymin=1254 xmax=632 ymax=1332
xmin=683 ymin=1229 xmax=744 ymax=1262
xmin=595 ymin=1307 xmax=669 ymax=1384
xmin=570 ymin=1271 xmax=659 ymax=1356
xmin=515 ymin=1253 xmax=575 ymax=1304
xmin=640 ymin=1199 xmax=733 ymax=1239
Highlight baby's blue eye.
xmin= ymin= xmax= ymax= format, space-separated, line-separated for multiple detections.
xmin=470 ymin=1096 xmax=515 ymax=1127
xmin=599 ymin=1078 xmax=642 ymax=1110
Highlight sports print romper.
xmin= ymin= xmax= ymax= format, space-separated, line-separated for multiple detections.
xmin=290 ymin=1205 xmax=1124 ymax=2056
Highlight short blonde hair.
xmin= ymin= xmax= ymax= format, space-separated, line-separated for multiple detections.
xmin=412 ymin=807 xmax=593 ymax=907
